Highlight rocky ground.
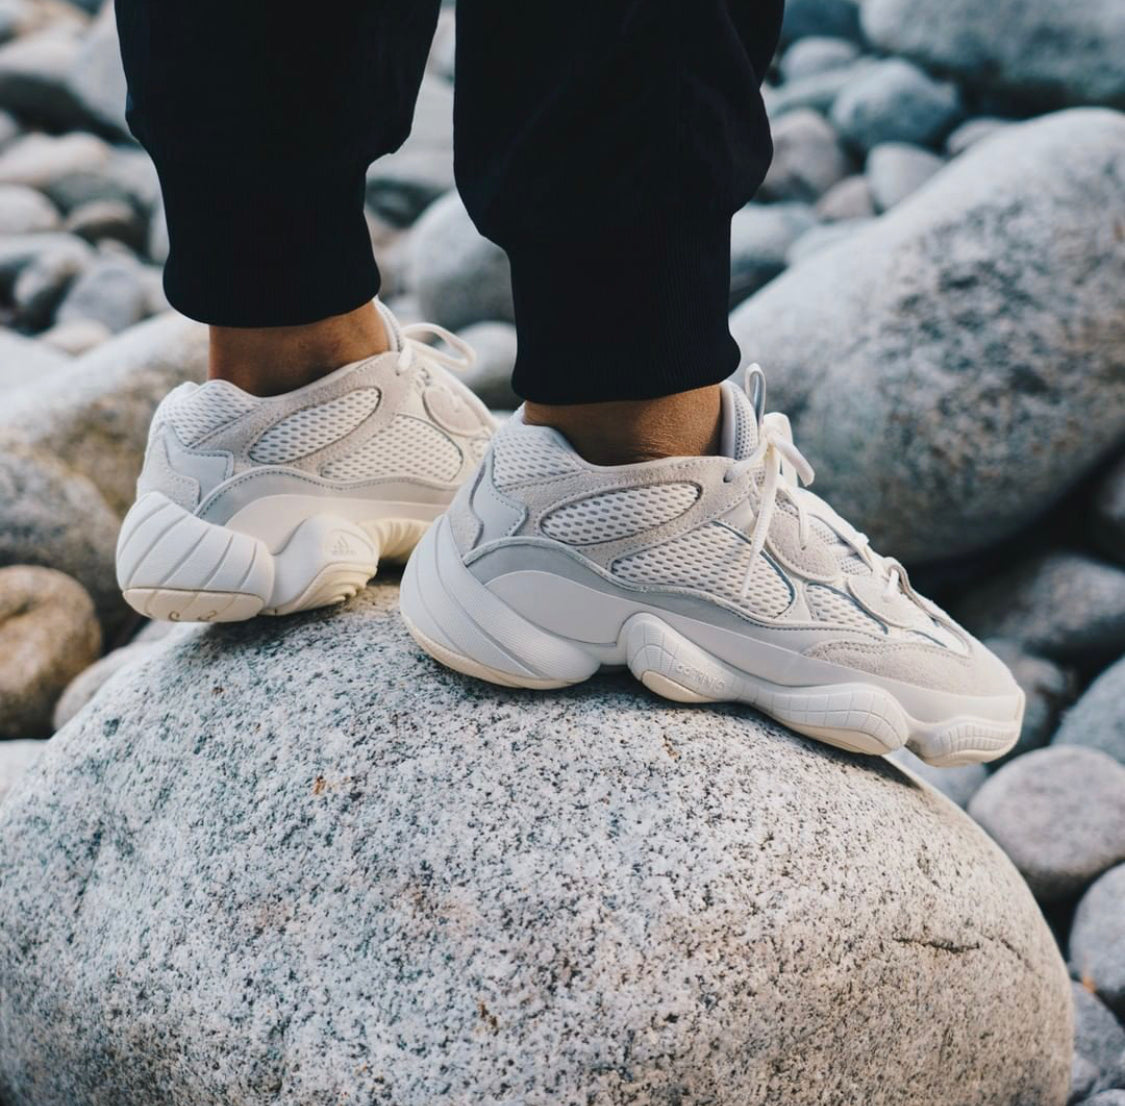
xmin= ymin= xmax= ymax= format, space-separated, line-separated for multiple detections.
xmin=0 ymin=0 xmax=1123 ymax=1102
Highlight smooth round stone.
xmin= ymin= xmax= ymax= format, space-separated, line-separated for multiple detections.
xmin=956 ymin=553 xmax=1125 ymax=665
xmin=985 ymin=639 xmax=1072 ymax=764
xmin=815 ymin=173 xmax=875 ymax=221
xmin=758 ymin=108 xmax=851 ymax=203
xmin=887 ymin=748 xmax=986 ymax=809
xmin=946 ymin=117 xmax=1014 ymax=157
xmin=1070 ymin=865 xmax=1125 ymax=1019
xmin=11 ymin=233 xmax=93 ymax=328
xmin=0 ymin=29 xmax=90 ymax=132
xmin=1054 ymin=654 xmax=1125 ymax=763
xmin=779 ymin=36 xmax=861 ymax=83
xmin=55 ymin=255 xmax=151 ymax=333
xmin=63 ymin=198 xmax=146 ymax=252
xmin=0 ymin=565 xmax=100 ymax=739
xmin=455 ymin=320 xmax=518 ymax=409
xmin=0 ymin=585 xmax=1072 ymax=1105
xmin=0 ymin=182 xmax=57 ymax=234
xmin=408 ymin=190 xmax=513 ymax=330
xmin=1085 ymin=1093 xmax=1125 ymax=1105
xmin=968 ymin=747 xmax=1125 ymax=903
xmin=866 ymin=142 xmax=945 ymax=211
xmin=764 ymin=59 xmax=876 ymax=120
xmin=0 ymin=131 xmax=109 ymax=189
xmin=1071 ymin=982 xmax=1125 ymax=1099
xmin=730 ymin=201 xmax=816 ymax=304
xmin=831 ymin=58 xmax=963 ymax=152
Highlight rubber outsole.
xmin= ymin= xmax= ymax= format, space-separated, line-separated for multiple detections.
xmin=400 ymin=517 xmax=1023 ymax=767
xmin=117 ymin=492 xmax=429 ymax=623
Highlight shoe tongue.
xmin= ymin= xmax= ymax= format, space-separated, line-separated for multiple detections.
xmin=719 ymin=380 xmax=759 ymax=459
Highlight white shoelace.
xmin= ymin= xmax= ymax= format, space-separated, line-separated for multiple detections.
xmin=732 ymin=365 xmax=903 ymax=602
xmin=395 ymin=322 xmax=477 ymax=377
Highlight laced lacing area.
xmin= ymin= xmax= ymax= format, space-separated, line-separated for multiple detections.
xmin=394 ymin=322 xmax=477 ymax=380
xmin=732 ymin=365 xmax=905 ymax=603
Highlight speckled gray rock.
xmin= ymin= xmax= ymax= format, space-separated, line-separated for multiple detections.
xmin=0 ymin=130 xmax=108 ymax=189
xmin=785 ymin=217 xmax=871 ymax=265
xmin=55 ymin=255 xmax=151 ymax=333
xmin=1071 ymin=983 xmax=1125 ymax=1099
xmin=0 ymin=585 xmax=1073 ymax=1106
xmin=0 ymin=565 xmax=100 ymax=739
xmin=51 ymin=641 xmax=158 ymax=731
xmin=968 ymin=748 xmax=1125 ymax=904
xmin=65 ymin=0 xmax=128 ymax=137
xmin=862 ymin=0 xmax=1125 ymax=110
xmin=456 ymin=321 xmax=518 ymax=409
xmin=946 ymin=117 xmax=1014 ymax=157
xmin=0 ymin=182 xmax=57 ymax=234
xmin=0 ymin=739 xmax=44 ymax=805
xmin=759 ymin=109 xmax=851 ymax=203
xmin=730 ymin=110 xmax=1125 ymax=562
xmin=0 ymin=330 xmax=68 ymax=392
xmin=955 ymin=554 xmax=1125 ymax=665
xmin=779 ymin=36 xmax=860 ymax=83
xmin=830 ymin=59 xmax=962 ymax=152
xmin=866 ymin=143 xmax=944 ymax=211
xmin=986 ymin=639 xmax=1072 ymax=763
xmin=886 ymin=747 xmax=986 ymax=809
xmin=815 ymin=173 xmax=875 ymax=221
xmin=730 ymin=202 xmax=816 ymax=304
xmin=780 ymin=0 xmax=861 ymax=44
xmin=39 ymin=316 xmax=110 ymax=356
xmin=0 ymin=311 xmax=208 ymax=517
xmin=1071 ymin=865 xmax=1125 ymax=1020
xmin=1054 ymin=656 xmax=1125 ymax=764
xmin=0 ymin=441 xmax=121 ymax=626
xmin=365 ymin=75 xmax=452 ymax=226
xmin=1093 ymin=456 xmax=1125 ymax=567
xmin=408 ymin=191 xmax=513 ymax=330
xmin=763 ymin=59 xmax=876 ymax=119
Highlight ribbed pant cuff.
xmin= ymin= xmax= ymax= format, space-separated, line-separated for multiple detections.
xmin=507 ymin=218 xmax=739 ymax=404
xmin=155 ymin=154 xmax=379 ymax=328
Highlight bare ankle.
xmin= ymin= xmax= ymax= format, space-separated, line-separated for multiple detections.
xmin=209 ymin=301 xmax=390 ymax=396
xmin=523 ymin=385 xmax=723 ymax=465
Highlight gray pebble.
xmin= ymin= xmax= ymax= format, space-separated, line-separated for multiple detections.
xmin=815 ymin=173 xmax=875 ymax=221
xmin=408 ymin=190 xmax=513 ymax=330
xmin=455 ymin=320 xmax=518 ymax=409
xmin=55 ymin=255 xmax=151 ymax=333
xmin=947 ymin=117 xmax=1015 ymax=157
xmin=887 ymin=747 xmax=987 ymax=808
xmin=730 ymin=201 xmax=817 ymax=304
xmin=1071 ymin=981 xmax=1125 ymax=1099
xmin=0 ymin=131 xmax=109 ymax=189
xmin=63 ymin=197 xmax=144 ymax=251
xmin=759 ymin=108 xmax=852 ymax=203
xmin=986 ymin=638 xmax=1072 ymax=763
xmin=64 ymin=0 xmax=129 ymax=138
xmin=0 ymin=29 xmax=91 ymax=132
xmin=779 ymin=36 xmax=861 ymax=83
xmin=1071 ymin=865 xmax=1125 ymax=1020
xmin=956 ymin=553 xmax=1125 ymax=664
xmin=11 ymin=233 xmax=93 ymax=329
xmin=764 ymin=59 xmax=876 ymax=119
xmin=0 ymin=181 xmax=57 ymax=233
xmin=968 ymin=747 xmax=1125 ymax=903
xmin=831 ymin=58 xmax=963 ymax=152
xmin=866 ymin=142 xmax=944 ymax=211
xmin=1054 ymin=655 xmax=1125 ymax=764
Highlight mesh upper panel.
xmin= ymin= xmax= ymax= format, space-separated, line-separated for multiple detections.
xmin=492 ymin=429 xmax=584 ymax=488
xmin=806 ymin=583 xmax=885 ymax=633
xmin=165 ymin=385 xmax=257 ymax=445
xmin=321 ymin=415 xmax=461 ymax=482
xmin=249 ymin=389 xmax=382 ymax=464
xmin=541 ymin=484 xmax=699 ymax=545
xmin=614 ymin=522 xmax=793 ymax=619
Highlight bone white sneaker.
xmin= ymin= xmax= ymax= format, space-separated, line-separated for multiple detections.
xmin=116 ymin=302 xmax=494 ymax=622
xmin=400 ymin=368 xmax=1023 ymax=766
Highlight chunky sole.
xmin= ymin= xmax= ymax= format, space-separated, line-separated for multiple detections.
xmin=116 ymin=492 xmax=429 ymax=622
xmin=400 ymin=517 xmax=1022 ymax=767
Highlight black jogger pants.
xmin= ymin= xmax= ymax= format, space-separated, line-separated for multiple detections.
xmin=114 ymin=0 xmax=783 ymax=403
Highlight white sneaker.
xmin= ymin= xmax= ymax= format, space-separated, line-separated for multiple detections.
xmin=116 ymin=302 xmax=494 ymax=622
xmin=400 ymin=369 xmax=1023 ymax=766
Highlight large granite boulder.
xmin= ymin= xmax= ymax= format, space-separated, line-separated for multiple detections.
xmin=861 ymin=0 xmax=1125 ymax=110
xmin=0 ymin=583 xmax=1072 ymax=1105
xmin=730 ymin=109 xmax=1125 ymax=562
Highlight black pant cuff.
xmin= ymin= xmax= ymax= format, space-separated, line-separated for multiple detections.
xmin=507 ymin=217 xmax=738 ymax=404
xmin=155 ymin=154 xmax=379 ymax=328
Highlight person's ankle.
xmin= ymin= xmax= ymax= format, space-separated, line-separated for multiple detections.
xmin=523 ymin=385 xmax=723 ymax=465
xmin=208 ymin=301 xmax=390 ymax=396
